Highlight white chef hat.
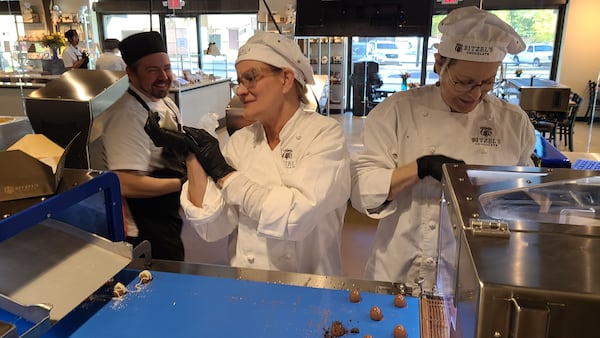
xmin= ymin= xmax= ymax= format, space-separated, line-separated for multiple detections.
xmin=236 ymin=31 xmax=315 ymax=85
xmin=436 ymin=6 xmax=525 ymax=62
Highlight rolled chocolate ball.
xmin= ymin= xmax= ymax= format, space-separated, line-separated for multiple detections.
xmin=369 ymin=305 xmax=383 ymax=321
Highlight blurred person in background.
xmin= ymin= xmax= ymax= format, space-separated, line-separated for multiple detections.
xmin=95 ymin=38 xmax=126 ymax=71
xmin=62 ymin=29 xmax=88 ymax=70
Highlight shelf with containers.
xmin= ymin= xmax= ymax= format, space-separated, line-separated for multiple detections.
xmin=296 ymin=36 xmax=347 ymax=115
xmin=258 ymin=22 xmax=295 ymax=37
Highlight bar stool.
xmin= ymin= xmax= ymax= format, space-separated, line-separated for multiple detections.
xmin=533 ymin=118 xmax=556 ymax=145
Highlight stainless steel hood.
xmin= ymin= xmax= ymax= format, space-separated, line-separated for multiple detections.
xmin=25 ymin=70 xmax=128 ymax=169
xmin=27 ymin=69 xmax=126 ymax=102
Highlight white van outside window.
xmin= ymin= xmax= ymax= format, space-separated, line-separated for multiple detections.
xmin=367 ymin=40 xmax=400 ymax=65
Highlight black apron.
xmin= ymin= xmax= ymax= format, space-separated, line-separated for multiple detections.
xmin=125 ymin=88 xmax=186 ymax=261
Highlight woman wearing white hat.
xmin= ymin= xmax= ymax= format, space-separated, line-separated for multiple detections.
xmin=147 ymin=31 xmax=351 ymax=276
xmin=350 ymin=7 xmax=536 ymax=292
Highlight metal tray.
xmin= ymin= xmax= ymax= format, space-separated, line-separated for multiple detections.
xmin=0 ymin=219 xmax=131 ymax=322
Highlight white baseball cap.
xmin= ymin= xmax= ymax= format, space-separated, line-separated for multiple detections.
xmin=236 ymin=31 xmax=315 ymax=85
xmin=436 ymin=6 xmax=526 ymax=62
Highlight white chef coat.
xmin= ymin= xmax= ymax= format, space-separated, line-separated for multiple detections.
xmin=180 ymin=107 xmax=351 ymax=276
xmin=61 ymin=44 xmax=83 ymax=69
xmin=95 ymin=51 xmax=126 ymax=71
xmin=350 ymin=85 xmax=536 ymax=293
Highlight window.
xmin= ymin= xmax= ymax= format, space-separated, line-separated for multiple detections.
xmin=1 ymin=14 xmax=24 ymax=72
xmin=103 ymin=14 xmax=161 ymax=41
xmin=199 ymin=14 xmax=256 ymax=79
xmin=495 ymin=10 xmax=558 ymax=80
xmin=164 ymin=16 xmax=198 ymax=77
xmin=350 ymin=36 xmax=434 ymax=92
xmin=431 ymin=9 xmax=559 ymax=82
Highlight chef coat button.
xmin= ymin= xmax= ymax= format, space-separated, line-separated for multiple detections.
xmin=247 ymin=255 xmax=255 ymax=263
xmin=425 ymin=257 xmax=435 ymax=265
xmin=423 ymin=112 xmax=429 ymax=117
xmin=285 ymin=253 xmax=292 ymax=259
xmin=429 ymin=222 xmax=436 ymax=230
xmin=392 ymin=153 xmax=398 ymax=160
xmin=429 ymin=146 xmax=436 ymax=154
xmin=296 ymin=135 xmax=301 ymax=140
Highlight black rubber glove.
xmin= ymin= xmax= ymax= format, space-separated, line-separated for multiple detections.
xmin=416 ymin=155 xmax=465 ymax=181
xmin=183 ymin=126 xmax=236 ymax=181
xmin=80 ymin=51 xmax=89 ymax=69
xmin=145 ymin=111 xmax=194 ymax=151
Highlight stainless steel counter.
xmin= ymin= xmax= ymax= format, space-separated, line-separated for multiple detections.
xmin=0 ymin=116 xmax=32 ymax=150
xmin=169 ymin=78 xmax=231 ymax=127
xmin=128 ymin=258 xmax=412 ymax=295
xmin=0 ymin=74 xmax=60 ymax=87
xmin=169 ymin=78 xmax=230 ymax=93
xmin=0 ymin=74 xmax=61 ymax=116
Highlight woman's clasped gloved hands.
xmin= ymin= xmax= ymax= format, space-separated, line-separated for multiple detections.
xmin=182 ymin=126 xmax=235 ymax=181
xmin=145 ymin=111 xmax=235 ymax=181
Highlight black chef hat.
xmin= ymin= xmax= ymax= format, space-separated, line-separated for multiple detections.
xmin=119 ymin=31 xmax=167 ymax=66
xmin=103 ymin=38 xmax=120 ymax=51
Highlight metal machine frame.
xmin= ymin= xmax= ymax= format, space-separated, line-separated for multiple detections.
xmin=439 ymin=164 xmax=600 ymax=338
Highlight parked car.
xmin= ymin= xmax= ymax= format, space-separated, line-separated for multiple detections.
xmin=351 ymin=42 xmax=369 ymax=63
xmin=367 ymin=40 xmax=400 ymax=65
xmin=506 ymin=43 xmax=553 ymax=67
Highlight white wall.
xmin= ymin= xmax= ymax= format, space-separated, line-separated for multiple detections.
xmin=558 ymin=0 xmax=600 ymax=105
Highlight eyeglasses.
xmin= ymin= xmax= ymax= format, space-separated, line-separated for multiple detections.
xmin=231 ymin=67 xmax=279 ymax=92
xmin=444 ymin=67 xmax=499 ymax=93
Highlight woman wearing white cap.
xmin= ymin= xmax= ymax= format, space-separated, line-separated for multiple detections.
xmin=350 ymin=7 xmax=536 ymax=292
xmin=147 ymin=31 xmax=350 ymax=276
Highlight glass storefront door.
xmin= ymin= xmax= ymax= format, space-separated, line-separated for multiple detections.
xmin=165 ymin=16 xmax=198 ymax=77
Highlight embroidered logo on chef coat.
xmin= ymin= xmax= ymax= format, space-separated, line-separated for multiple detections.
xmin=282 ymin=149 xmax=295 ymax=168
xmin=480 ymin=127 xmax=493 ymax=137
xmin=471 ymin=126 xmax=500 ymax=147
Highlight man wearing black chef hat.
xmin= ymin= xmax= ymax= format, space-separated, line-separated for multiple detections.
xmin=92 ymin=31 xmax=186 ymax=261
xmin=350 ymin=7 xmax=536 ymax=294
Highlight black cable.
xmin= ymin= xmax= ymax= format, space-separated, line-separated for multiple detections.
xmin=149 ymin=0 xmax=153 ymax=31
xmin=310 ymin=86 xmax=321 ymax=114
xmin=262 ymin=0 xmax=282 ymax=34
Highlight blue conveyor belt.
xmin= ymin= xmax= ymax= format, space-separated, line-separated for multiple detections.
xmin=46 ymin=269 xmax=420 ymax=337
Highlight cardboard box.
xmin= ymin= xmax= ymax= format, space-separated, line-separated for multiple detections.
xmin=0 ymin=134 xmax=71 ymax=202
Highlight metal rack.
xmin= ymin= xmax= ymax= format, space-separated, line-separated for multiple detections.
xmin=296 ymin=36 xmax=347 ymax=115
